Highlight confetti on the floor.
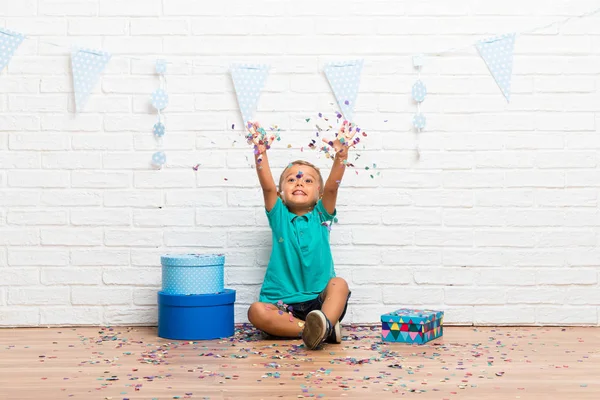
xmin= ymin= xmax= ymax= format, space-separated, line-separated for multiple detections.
xmin=3 ymin=325 xmax=596 ymax=398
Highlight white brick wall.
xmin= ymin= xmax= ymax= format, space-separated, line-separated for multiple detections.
xmin=1 ymin=0 xmax=599 ymax=327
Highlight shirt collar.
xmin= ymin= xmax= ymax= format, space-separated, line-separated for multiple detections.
xmin=285 ymin=207 xmax=311 ymax=223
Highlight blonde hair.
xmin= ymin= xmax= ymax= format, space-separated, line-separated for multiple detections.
xmin=278 ymin=160 xmax=325 ymax=196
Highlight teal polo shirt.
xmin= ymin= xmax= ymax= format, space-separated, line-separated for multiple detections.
xmin=259 ymin=197 xmax=336 ymax=305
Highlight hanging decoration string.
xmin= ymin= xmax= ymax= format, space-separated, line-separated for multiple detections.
xmin=423 ymin=6 xmax=600 ymax=57
xmin=14 ymin=5 xmax=600 ymax=69
xmin=150 ymin=59 xmax=169 ymax=169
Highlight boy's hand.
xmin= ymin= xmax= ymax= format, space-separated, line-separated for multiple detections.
xmin=322 ymin=120 xmax=358 ymax=158
xmin=248 ymin=121 xmax=278 ymax=211
xmin=247 ymin=121 xmax=274 ymax=156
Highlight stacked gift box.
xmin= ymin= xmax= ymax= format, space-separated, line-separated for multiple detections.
xmin=157 ymin=254 xmax=236 ymax=340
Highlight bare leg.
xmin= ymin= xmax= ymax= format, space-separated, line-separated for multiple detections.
xmin=319 ymin=277 xmax=350 ymax=325
xmin=247 ymin=302 xmax=305 ymax=337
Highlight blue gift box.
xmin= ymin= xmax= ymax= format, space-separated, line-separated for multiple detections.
xmin=161 ymin=254 xmax=224 ymax=295
xmin=158 ymin=289 xmax=236 ymax=340
xmin=381 ymin=308 xmax=444 ymax=344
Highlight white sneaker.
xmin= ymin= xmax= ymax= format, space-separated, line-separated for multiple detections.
xmin=302 ymin=310 xmax=328 ymax=350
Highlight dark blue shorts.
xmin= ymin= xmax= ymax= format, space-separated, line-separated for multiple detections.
xmin=278 ymin=290 xmax=351 ymax=322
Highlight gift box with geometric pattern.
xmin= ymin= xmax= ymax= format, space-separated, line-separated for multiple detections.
xmin=381 ymin=308 xmax=444 ymax=344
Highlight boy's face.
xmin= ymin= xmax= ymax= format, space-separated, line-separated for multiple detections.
xmin=279 ymin=164 xmax=321 ymax=210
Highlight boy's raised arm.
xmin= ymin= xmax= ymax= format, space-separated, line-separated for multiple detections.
xmin=321 ymin=121 xmax=355 ymax=215
xmin=256 ymin=150 xmax=278 ymax=212
xmin=249 ymin=122 xmax=278 ymax=212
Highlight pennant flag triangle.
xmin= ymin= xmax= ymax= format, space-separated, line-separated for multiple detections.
xmin=382 ymin=329 xmax=390 ymax=339
xmin=390 ymin=322 xmax=399 ymax=331
xmin=71 ymin=47 xmax=111 ymax=112
xmin=324 ymin=59 xmax=363 ymax=122
xmin=475 ymin=33 xmax=516 ymax=102
xmin=0 ymin=28 xmax=25 ymax=74
xmin=230 ymin=63 xmax=269 ymax=124
xmin=409 ymin=332 xmax=419 ymax=341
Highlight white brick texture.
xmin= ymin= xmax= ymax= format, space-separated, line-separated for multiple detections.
xmin=0 ymin=0 xmax=599 ymax=326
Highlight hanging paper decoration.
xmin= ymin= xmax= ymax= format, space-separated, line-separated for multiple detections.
xmin=412 ymin=80 xmax=427 ymax=103
xmin=0 ymin=28 xmax=25 ymax=74
xmin=71 ymin=47 xmax=111 ymax=112
xmin=230 ymin=64 xmax=269 ymax=124
xmin=150 ymin=59 xmax=168 ymax=169
xmin=155 ymin=59 xmax=167 ymax=75
xmin=413 ymin=113 xmax=426 ymax=129
xmin=153 ymin=121 xmax=165 ymax=137
xmin=475 ymin=33 xmax=516 ymax=102
xmin=411 ymin=55 xmax=427 ymax=158
xmin=151 ymin=88 xmax=168 ymax=110
xmin=324 ymin=59 xmax=363 ymax=123
xmin=152 ymin=151 xmax=166 ymax=167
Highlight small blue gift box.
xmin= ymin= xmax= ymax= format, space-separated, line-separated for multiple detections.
xmin=381 ymin=308 xmax=444 ymax=344
xmin=158 ymin=289 xmax=236 ymax=340
xmin=161 ymin=254 xmax=224 ymax=295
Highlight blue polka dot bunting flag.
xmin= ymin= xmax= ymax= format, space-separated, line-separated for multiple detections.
xmin=153 ymin=121 xmax=165 ymax=137
xmin=71 ymin=47 xmax=111 ymax=112
xmin=152 ymin=151 xmax=166 ymax=167
xmin=324 ymin=59 xmax=364 ymax=122
xmin=230 ymin=64 xmax=270 ymax=124
xmin=0 ymin=28 xmax=25 ymax=74
xmin=475 ymin=33 xmax=516 ymax=103
xmin=412 ymin=80 xmax=427 ymax=103
xmin=151 ymin=88 xmax=168 ymax=110
xmin=413 ymin=113 xmax=426 ymax=129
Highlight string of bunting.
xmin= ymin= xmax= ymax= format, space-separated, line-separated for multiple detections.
xmin=0 ymin=7 xmax=598 ymax=115
xmin=1 ymin=6 xmax=600 ymax=167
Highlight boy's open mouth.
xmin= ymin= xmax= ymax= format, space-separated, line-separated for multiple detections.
xmin=292 ymin=190 xmax=306 ymax=196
